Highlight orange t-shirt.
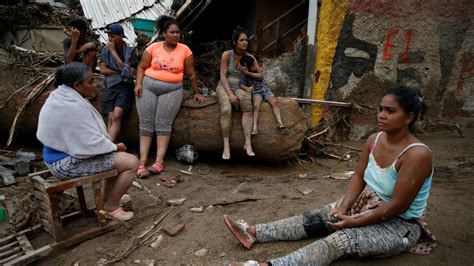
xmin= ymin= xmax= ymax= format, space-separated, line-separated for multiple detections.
xmin=144 ymin=42 xmax=193 ymax=83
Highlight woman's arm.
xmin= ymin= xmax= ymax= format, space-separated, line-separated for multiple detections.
xmin=329 ymin=134 xmax=374 ymax=218
xmin=134 ymin=51 xmax=152 ymax=97
xmin=220 ymin=51 xmax=238 ymax=104
xmin=184 ymin=54 xmax=205 ymax=104
xmin=330 ymin=146 xmax=433 ymax=229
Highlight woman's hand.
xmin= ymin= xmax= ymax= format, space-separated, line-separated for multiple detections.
xmin=193 ymin=93 xmax=206 ymax=104
xmin=134 ymin=84 xmax=142 ymax=97
xmin=116 ymin=143 xmax=127 ymax=151
xmin=228 ymin=92 xmax=239 ymax=104
xmin=327 ymin=214 xmax=358 ymax=229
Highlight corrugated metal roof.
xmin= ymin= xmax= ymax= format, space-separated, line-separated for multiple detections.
xmin=80 ymin=0 xmax=173 ymax=44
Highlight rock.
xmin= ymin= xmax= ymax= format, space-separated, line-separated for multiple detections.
xmin=150 ymin=235 xmax=164 ymax=248
xmin=298 ymin=174 xmax=307 ymax=178
xmin=14 ymin=162 xmax=30 ymax=176
xmin=190 ymin=206 xmax=204 ymax=213
xmin=166 ymin=198 xmax=186 ymax=206
xmin=296 ymin=187 xmax=312 ymax=195
xmin=0 ymin=166 xmax=16 ymax=186
xmin=219 ymin=252 xmax=226 ymax=258
xmin=194 ymin=248 xmax=208 ymax=257
xmin=163 ymin=223 xmax=185 ymax=236
xmin=205 ymin=205 xmax=213 ymax=210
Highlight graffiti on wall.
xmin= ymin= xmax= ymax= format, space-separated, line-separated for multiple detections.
xmin=329 ymin=13 xmax=377 ymax=93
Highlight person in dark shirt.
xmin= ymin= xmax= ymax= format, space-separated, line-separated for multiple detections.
xmin=63 ymin=18 xmax=97 ymax=70
xmin=100 ymin=24 xmax=136 ymax=142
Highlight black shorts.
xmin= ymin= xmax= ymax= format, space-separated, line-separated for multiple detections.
xmin=101 ymin=82 xmax=134 ymax=114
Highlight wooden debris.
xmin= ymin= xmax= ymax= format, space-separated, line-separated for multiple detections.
xmin=291 ymin=98 xmax=351 ymax=107
xmin=100 ymin=208 xmax=171 ymax=264
xmin=6 ymin=73 xmax=54 ymax=147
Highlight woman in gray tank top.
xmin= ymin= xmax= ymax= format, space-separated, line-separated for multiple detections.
xmin=215 ymin=27 xmax=264 ymax=159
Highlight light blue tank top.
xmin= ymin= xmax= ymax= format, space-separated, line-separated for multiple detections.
xmin=364 ymin=132 xmax=433 ymax=220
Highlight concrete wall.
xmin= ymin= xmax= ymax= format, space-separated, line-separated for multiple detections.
xmin=311 ymin=0 xmax=474 ymax=134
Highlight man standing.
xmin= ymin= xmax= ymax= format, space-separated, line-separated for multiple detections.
xmin=64 ymin=18 xmax=97 ymax=70
xmin=100 ymin=24 xmax=136 ymax=142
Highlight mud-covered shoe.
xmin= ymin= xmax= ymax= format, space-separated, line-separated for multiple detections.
xmin=107 ymin=207 xmax=134 ymax=221
xmin=224 ymin=214 xmax=256 ymax=249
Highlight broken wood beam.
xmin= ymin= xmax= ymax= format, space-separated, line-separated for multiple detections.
xmin=291 ymin=98 xmax=352 ymax=107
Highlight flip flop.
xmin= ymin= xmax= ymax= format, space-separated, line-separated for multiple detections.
xmin=136 ymin=166 xmax=149 ymax=178
xmin=148 ymin=162 xmax=165 ymax=175
xmin=163 ymin=179 xmax=177 ymax=188
xmin=223 ymin=214 xmax=255 ymax=249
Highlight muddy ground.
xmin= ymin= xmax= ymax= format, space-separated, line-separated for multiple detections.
xmin=0 ymin=128 xmax=471 ymax=265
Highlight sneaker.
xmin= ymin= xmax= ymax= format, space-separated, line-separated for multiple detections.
xmin=107 ymin=207 xmax=134 ymax=221
xmin=224 ymin=214 xmax=256 ymax=249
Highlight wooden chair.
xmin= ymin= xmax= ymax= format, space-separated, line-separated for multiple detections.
xmin=0 ymin=170 xmax=122 ymax=265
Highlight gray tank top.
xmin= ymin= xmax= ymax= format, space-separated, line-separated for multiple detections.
xmin=226 ymin=50 xmax=248 ymax=91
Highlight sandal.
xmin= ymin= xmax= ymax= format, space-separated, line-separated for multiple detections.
xmin=163 ymin=179 xmax=177 ymax=188
xmin=106 ymin=207 xmax=134 ymax=221
xmin=223 ymin=214 xmax=255 ymax=249
xmin=119 ymin=194 xmax=131 ymax=205
xmin=136 ymin=166 xmax=149 ymax=178
xmin=148 ymin=162 xmax=165 ymax=175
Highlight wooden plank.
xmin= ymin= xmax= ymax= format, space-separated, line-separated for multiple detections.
xmin=50 ymin=221 xmax=120 ymax=251
xmin=0 ymin=225 xmax=42 ymax=246
xmin=27 ymin=169 xmax=50 ymax=177
xmin=0 ymin=241 xmax=19 ymax=253
xmin=0 ymin=252 xmax=23 ymax=265
xmin=45 ymin=170 xmax=118 ymax=193
xmin=16 ymin=235 xmax=34 ymax=253
xmin=92 ymin=181 xmax=106 ymax=226
xmin=291 ymin=98 xmax=352 ymax=107
xmin=76 ymin=186 xmax=88 ymax=212
xmin=48 ymin=192 xmax=67 ymax=241
xmin=30 ymin=175 xmax=49 ymax=190
xmin=0 ymin=246 xmax=22 ymax=259
xmin=3 ymin=244 xmax=52 ymax=265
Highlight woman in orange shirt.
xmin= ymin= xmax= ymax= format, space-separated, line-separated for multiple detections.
xmin=134 ymin=19 xmax=205 ymax=178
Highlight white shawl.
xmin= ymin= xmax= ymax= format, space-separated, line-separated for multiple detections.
xmin=37 ymin=84 xmax=117 ymax=158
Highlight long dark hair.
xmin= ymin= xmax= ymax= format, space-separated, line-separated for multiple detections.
xmin=232 ymin=26 xmax=247 ymax=48
xmin=384 ymin=86 xmax=427 ymax=131
xmin=54 ymin=62 xmax=90 ymax=88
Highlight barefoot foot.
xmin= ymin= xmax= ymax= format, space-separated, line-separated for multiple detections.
xmin=243 ymin=144 xmax=255 ymax=156
xmin=222 ymin=148 xmax=231 ymax=160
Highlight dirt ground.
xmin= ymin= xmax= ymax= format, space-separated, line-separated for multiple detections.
xmin=1 ymin=128 xmax=473 ymax=265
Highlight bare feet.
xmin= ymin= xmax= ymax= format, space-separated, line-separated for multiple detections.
xmin=251 ymin=127 xmax=258 ymax=135
xmin=243 ymin=144 xmax=255 ymax=156
xmin=222 ymin=147 xmax=231 ymax=160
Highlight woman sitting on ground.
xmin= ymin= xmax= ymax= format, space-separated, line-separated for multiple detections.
xmin=134 ymin=19 xmax=205 ymax=178
xmin=224 ymin=86 xmax=436 ymax=265
xmin=217 ymin=26 xmax=262 ymax=159
xmin=37 ymin=62 xmax=138 ymax=221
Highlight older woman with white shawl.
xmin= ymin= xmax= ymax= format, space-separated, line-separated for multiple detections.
xmin=37 ymin=62 xmax=138 ymax=221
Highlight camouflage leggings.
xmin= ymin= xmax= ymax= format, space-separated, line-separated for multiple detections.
xmin=256 ymin=202 xmax=421 ymax=266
